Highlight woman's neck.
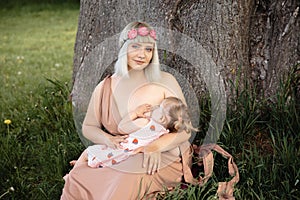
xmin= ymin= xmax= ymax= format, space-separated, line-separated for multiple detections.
xmin=112 ymin=69 xmax=147 ymax=84
xmin=128 ymin=69 xmax=146 ymax=79
xmin=111 ymin=69 xmax=148 ymax=92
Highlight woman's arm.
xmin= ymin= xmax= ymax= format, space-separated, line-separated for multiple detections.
xmin=143 ymin=130 xmax=191 ymax=153
xmin=82 ymin=81 xmax=128 ymax=148
xmin=133 ymin=131 xmax=191 ymax=175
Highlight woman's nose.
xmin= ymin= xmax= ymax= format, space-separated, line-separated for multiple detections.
xmin=137 ymin=49 xmax=146 ymax=59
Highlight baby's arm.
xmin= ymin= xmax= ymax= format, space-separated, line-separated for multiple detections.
xmin=118 ymin=104 xmax=151 ymax=134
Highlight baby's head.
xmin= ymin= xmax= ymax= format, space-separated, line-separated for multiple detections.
xmin=151 ymin=97 xmax=197 ymax=133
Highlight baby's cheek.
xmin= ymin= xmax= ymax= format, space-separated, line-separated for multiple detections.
xmin=151 ymin=109 xmax=162 ymax=120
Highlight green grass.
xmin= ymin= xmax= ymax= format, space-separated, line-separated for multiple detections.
xmin=1 ymin=3 xmax=300 ymax=200
xmin=0 ymin=3 xmax=82 ymax=199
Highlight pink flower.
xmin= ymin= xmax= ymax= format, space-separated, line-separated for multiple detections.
xmin=127 ymin=27 xmax=157 ymax=40
xmin=149 ymin=30 xmax=157 ymax=40
xmin=128 ymin=29 xmax=137 ymax=39
xmin=137 ymin=27 xmax=149 ymax=36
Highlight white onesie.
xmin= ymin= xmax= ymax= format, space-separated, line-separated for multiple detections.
xmin=87 ymin=119 xmax=168 ymax=168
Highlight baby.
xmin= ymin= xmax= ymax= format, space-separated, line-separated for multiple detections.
xmin=72 ymin=96 xmax=197 ymax=168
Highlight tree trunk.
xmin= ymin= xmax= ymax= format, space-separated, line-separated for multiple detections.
xmin=249 ymin=0 xmax=300 ymax=99
xmin=72 ymin=0 xmax=299 ymax=105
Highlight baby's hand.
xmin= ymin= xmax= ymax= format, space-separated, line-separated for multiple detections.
xmin=135 ymin=104 xmax=152 ymax=118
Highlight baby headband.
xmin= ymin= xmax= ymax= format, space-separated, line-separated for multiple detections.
xmin=127 ymin=26 xmax=157 ymax=40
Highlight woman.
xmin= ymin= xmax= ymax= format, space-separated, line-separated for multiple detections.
xmin=61 ymin=21 xmax=195 ymax=200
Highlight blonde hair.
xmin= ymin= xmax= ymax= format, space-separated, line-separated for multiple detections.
xmin=114 ymin=22 xmax=161 ymax=82
xmin=160 ymin=97 xmax=198 ymax=134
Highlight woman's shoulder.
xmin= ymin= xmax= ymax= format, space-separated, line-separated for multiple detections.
xmin=158 ymin=71 xmax=186 ymax=102
xmin=160 ymin=71 xmax=176 ymax=79
xmin=158 ymin=71 xmax=179 ymax=85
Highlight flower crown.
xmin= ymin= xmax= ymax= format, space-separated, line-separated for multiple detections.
xmin=127 ymin=27 xmax=157 ymax=40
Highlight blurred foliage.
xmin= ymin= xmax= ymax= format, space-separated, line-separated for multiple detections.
xmin=0 ymin=0 xmax=79 ymax=9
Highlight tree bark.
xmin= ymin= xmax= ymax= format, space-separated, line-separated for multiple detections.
xmin=72 ymin=0 xmax=300 ymax=103
xmin=249 ymin=0 xmax=300 ymax=99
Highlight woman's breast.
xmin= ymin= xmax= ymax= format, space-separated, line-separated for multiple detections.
xmin=117 ymin=84 xmax=166 ymax=117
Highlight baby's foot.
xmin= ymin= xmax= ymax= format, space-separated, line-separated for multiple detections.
xmin=69 ymin=160 xmax=77 ymax=166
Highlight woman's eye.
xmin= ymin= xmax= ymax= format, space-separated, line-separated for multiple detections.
xmin=132 ymin=45 xmax=139 ymax=49
xmin=145 ymin=47 xmax=153 ymax=52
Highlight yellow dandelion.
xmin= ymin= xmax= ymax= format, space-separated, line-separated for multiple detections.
xmin=4 ymin=119 xmax=11 ymax=125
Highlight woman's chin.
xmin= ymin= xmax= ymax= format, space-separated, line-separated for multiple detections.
xmin=130 ymin=65 xmax=147 ymax=71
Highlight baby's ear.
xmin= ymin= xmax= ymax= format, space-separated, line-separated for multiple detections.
xmin=174 ymin=120 xmax=181 ymax=131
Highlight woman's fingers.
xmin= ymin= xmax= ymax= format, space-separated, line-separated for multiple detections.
xmin=118 ymin=135 xmax=128 ymax=142
xmin=147 ymin=155 xmax=155 ymax=175
xmin=156 ymin=154 xmax=161 ymax=172
xmin=132 ymin=146 xmax=144 ymax=155
xmin=151 ymin=152 xmax=161 ymax=174
xmin=143 ymin=151 xmax=161 ymax=175
xmin=143 ymin=152 xmax=148 ymax=168
xmin=110 ymin=135 xmax=128 ymax=149
xmin=116 ymin=136 xmax=128 ymax=148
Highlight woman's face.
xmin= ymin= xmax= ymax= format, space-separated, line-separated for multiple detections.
xmin=127 ymin=42 xmax=154 ymax=71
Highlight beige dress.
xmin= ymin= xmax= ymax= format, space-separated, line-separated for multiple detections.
xmin=60 ymin=76 xmax=194 ymax=200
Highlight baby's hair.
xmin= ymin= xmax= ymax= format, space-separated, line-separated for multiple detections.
xmin=161 ymin=97 xmax=198 ymax=133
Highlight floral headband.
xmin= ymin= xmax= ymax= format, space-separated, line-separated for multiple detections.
xmin=127 ymin=27 xmax=157 ymax=40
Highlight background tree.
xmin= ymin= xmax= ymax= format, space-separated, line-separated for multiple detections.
xmin=72 ymin=0 xmax=299 ymax=104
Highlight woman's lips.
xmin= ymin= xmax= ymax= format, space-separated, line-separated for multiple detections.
xmin=134 ymin=60 xmax=145 ymax=65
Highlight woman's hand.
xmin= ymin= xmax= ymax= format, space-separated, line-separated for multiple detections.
xmin=107 ymin=135 xmax=128 ymax=149
xmin=133 ymin=131 xmax=191 ymax=174
xmin=143 ymin=150 xmax=161 ymax=175
xmin=133 ymin=146 xmax=161 ymax=175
